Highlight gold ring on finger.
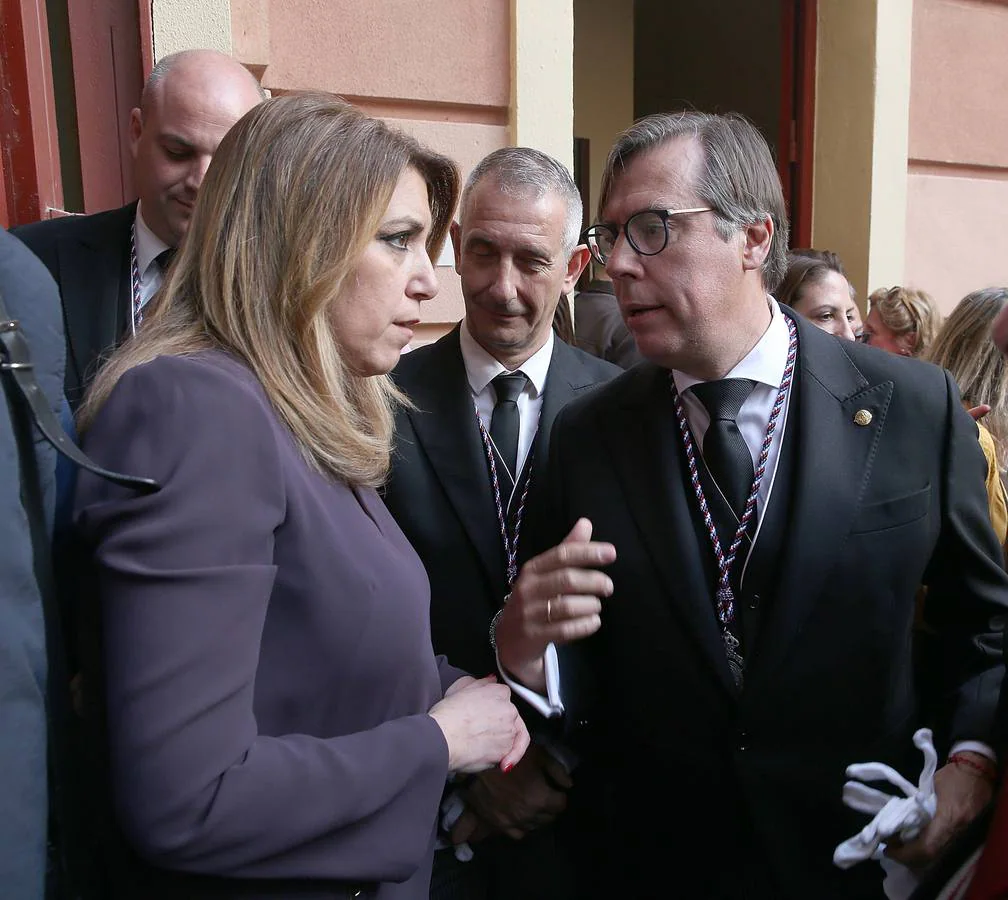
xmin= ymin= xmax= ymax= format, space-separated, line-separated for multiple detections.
xmin=547 ymin=597 xmax=552 ymax=624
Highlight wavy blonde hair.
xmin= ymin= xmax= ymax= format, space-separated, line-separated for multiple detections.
xmin=79 ymin=92 xmax=459 ymax=487
xmin=923 ymin=287 xmax=1008 ymax=466
xmin=867 ymin=285 xmax=942 ymax=357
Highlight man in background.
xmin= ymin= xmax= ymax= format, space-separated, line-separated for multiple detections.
xmin=383 ymin=147 xmax=618 ymax=899
xmin=572 ymin=260 xmax=642 ymax=368
xmin=15 ymin=49 xmax=264 ymax=409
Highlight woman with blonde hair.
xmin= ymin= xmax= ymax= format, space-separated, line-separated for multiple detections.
xmin=863 ymin=285 xmax=942 ymax=357
xmin=923 ymin=287 xmax=1008 ymax=545
xmin=74 ymin=93 xmax=528 ymax=898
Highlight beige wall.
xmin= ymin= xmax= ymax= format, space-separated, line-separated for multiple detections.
xmin=904 ymin=0 xmax=1008 ymax=311
xmin=155 ymin=0 xmax=577 ymax=340
xmin=573 ymin=0 xmax=633 ymax=222
xmin=152 ymin=0 xmax=233 ymax=57
xmin=241 ymin=0 xmax=512 ymax=334
xmin=812 ymin=0 xmax=913 ymax=306
xmin=512 ymin=0 xmax=575 ymax=174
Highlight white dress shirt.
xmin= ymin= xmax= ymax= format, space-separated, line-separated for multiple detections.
xmin=459 ymin=319 xmax=553 ymax=489
xmin=133 ymin=203 xmax=172 ymax=312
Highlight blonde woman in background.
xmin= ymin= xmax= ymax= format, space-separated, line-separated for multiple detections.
xmin=863 ymin=285 xmax=942 ymax=357
xmin=924 ymin=287 xmax=1008 ymax=548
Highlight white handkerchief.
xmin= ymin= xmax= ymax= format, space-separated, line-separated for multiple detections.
xmin=833 ymin=728 xmax=939 ymax=900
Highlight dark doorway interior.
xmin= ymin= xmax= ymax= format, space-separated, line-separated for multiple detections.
xmin=632 ymin=0 xmax=815 ymax=247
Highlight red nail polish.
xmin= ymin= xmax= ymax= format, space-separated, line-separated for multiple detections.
xmin=502 ymin=762 xmax=513 ymax=773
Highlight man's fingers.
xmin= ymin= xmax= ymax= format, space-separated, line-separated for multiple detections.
xmin=521 ymin=570 xmax=614 ymax=610
xmin=884 ymin=835 xmax=936 ymax=869
xmin=546 ymin=594 xmax=603 ymax=623
xmin=552 ymin=613 xmax=602 ymax=645
xmin=450 ymin=809 xmax=480 ymax=845
xmin=541 ymin=600 xmax=602 ymax=645
xmin=542 ymin=755 xmax=574 ymax=791
xmin=524 ymin=538 xmax=616 ymax=577
xmin=563 ymin=517 xmax=593 ymax=544
xmin=514 ymin=593 xmax=603 ymax=644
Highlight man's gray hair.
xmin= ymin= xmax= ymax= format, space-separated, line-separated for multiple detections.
xmin=598 ymin=111 xmax=790 ymax=293
xmin=460 ymin=147 xmax=583 ymax=254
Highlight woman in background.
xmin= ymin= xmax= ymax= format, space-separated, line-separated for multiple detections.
xmin=74 ymin=93 xmax=528 ymax=898
xmin=863 ymin=285 xmax=942 ymax=357
xmin=923 ymin=287 xmax=1008 ymax=547
xmin=776 ymin=248 xmax=860 ymax=341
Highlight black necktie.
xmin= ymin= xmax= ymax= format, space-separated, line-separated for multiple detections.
xmin=155 ymin=248 xmax=176 ymax=273
xmin=691 ymin=378 xmax=757 ymax=523
xmin=489 ymin=371 xmax=528 ymax=488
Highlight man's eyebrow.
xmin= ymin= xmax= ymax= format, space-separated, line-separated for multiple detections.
xmin=465 ymin=232 xmax=551 ymax=256
xmin=598 ymin=203 xmax=669 ymax=226
xmin=158 ymin=132 xmax=195 ymax=149
xmin=516 ymin=241 xmax=553 ymax=259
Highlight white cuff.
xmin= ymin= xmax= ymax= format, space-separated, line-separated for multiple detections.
xmin=497 ymin=642 xmax=564 ymax=718
xmin=949 ymin=740 xmax=996 ymax=764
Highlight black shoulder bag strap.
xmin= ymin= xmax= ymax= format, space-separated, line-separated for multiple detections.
xmin=0 ymin=288 xmax=159 ymax=899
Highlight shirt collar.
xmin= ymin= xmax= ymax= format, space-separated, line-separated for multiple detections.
xmin=133 ymin=203 xmax=172 ymax=275
xmin=673 ymin=298 xmax=790 ymax=396
xmin=459 ymin=319 xmax=554 ymax=398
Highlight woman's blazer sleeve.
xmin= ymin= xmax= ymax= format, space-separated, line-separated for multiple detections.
xmin=74 ymin=357 xmax=449 ymax=882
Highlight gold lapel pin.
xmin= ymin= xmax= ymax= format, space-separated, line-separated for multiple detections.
xmin=853 ymin=409 xmax=873 ymax=426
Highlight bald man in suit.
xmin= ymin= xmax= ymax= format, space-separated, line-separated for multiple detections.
xmin=14 ymin=49 xmax=264 ymax=409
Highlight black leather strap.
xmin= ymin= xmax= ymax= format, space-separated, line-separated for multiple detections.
xmin=0 ymin=290 xmax=159 ymax=494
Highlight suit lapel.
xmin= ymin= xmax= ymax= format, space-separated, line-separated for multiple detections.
xmin=403 ymin=329 xmax=505 ymax=590
xmin=750 ymin=315 xmax=893 ymax=686
xmin=531 ymin=339 xmax=598 ymax=480
xmin=59 ymin=203 xmax=134 ymax=392
xmin=603 ymin=366 xmax=738 ymax=695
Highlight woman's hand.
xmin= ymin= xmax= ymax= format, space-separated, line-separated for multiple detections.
xmin=429 ymin=676 xmax=529 ymax=775
xmin=444 ymin=675 xmax=477 ymax=697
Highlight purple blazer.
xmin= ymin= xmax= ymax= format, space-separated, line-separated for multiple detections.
xmin=75 ymin=351 xmax=464 ymax=898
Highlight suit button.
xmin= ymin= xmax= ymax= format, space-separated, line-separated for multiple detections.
xmin=577 ymin=718 xmax=589 ymax=729
xmin=738 ymin=730 xmax=748 ymax=752
xmin=749 ymin=593 xmax=760 ymax=610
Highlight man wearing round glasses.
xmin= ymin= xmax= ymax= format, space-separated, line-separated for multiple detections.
xmin=583 ymin=205 xmax=712 ymax=261
xmin=493 ymin=111 xmax=1007 ymax=898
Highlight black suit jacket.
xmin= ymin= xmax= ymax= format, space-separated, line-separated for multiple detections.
xmin=14 ymin=203 xmax=136 ymax=409
xmin=532 ymin=312 xmax=1008 ymax=899
xmin=384 ymin=328 xmax=620 ymax=680
xmin=0 ymin=228 xmax=65 ymax=896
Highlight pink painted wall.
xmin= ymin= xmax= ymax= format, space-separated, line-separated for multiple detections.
xmin=230 ymin=0 xmax=513 ymax=337
xmin=905 ymin=0 xmax=1008 ymax=311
